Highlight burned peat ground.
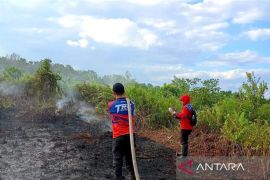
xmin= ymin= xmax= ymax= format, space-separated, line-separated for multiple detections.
xmin=0 ymin=97 xmax=175 ymax=180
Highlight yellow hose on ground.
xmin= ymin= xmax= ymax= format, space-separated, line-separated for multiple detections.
xmin=126 ymin=98 xmax=140 ymax=180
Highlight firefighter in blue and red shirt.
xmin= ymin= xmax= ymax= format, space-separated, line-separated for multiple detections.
xmin=108 ymin=83 xmax=136 ymax=180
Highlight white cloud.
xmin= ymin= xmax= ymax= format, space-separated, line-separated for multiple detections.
xmin=182 ymin=28 xmax=228 ymax=51
xmin=200 ymin=43 xmax=224 ymax=51
xmin=124 ymin=63 xmax=186 ymax=74
xmin=144 ymin=64 xmax=184 ymax=73
xmin=49 ymin=0 xmax=268 ymax=52
xmin=6 ymin=0 xmax=270 ymax=53
xmin=142 ymin=19 xmax=177 ymax=34
xmin=128 ymin=63 xmax=245 ymax=81
xmin=129 ymin=62 xmax=270 ymax=86
xmin=172 ymin=69 xmax=246 ymax=80
xmin=166 ymin=0 xmax=270 ymax=51
xmin=244 ymin=28 xmax=270 ymax=41
xmin=202 ymin=22 xmax=229 ymax=31
xmin=208 ymin=69 xmax=246 ymax=80
xmin=202 ymin=50 xmax=270 ymax=67
xmin=57 ymin=15 xmax=159 ymax=49
xmin=67 ymin=38 xmax=88 ymax=48
xmin=58 ymin=15 xmax=79 ymax=28
xmin=233 ymin=8 xmax=263 ymax=24
xmin=171 ymin=68 xmax=270 ymax=84
xmin=182 ymin=0 xmax=269 ymax=23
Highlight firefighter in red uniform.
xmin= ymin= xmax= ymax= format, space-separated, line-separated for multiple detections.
xmin=170 ymin=94 xmax=193 ymax=157
xmin=108 ymin=83 xmax=136 ymax=180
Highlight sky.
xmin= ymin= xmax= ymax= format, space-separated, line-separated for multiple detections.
xmin=1 ymin=0 xmax=270 ymax=92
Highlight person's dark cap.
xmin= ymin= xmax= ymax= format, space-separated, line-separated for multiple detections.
xmin=113 ymin=83 xmax=125 ymax=95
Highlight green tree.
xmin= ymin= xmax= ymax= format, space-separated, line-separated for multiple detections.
xmin=161 ymin=77 xmax=200 ymax=97
xmin=171 ymin=77 xmax=191 ymax=93
xmin=27 ymin=59 xmax=61 ymax=101
xmin=191 ymin=79 xmax=222 ymax=109
xmin=239 ymin=72 xmax=268 ymax=120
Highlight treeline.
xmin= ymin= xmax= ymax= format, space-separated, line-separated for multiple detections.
xmin=0 ymin=53 xmax=135 ymax=86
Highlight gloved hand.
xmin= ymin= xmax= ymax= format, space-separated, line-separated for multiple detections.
xmin=168 ymin=107 xmax=176 ymax=116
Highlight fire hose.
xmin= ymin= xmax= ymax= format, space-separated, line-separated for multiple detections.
xmin=126 ymin=98 xmax=140 ymax=180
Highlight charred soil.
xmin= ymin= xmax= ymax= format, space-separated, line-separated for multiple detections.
xmin=0 ymin=97 xmax=175 ymax=180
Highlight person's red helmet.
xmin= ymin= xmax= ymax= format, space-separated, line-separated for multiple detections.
xmin=180 ymin=94 xmax=191 ymax=105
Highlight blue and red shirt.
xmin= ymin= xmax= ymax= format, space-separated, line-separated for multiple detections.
xmin=108 ymin=98 xmax=135 ymax=139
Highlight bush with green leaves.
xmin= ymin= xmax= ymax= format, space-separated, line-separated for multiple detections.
xmin=76 ymin=83 xmax=113 ymax=114
xmin=198 ymin=97 xmax=240 ymax=129
xmin=222 ymin=111 xmax=270 ymax=149
xmin=126 ymin=84 xmax=180 ymax=129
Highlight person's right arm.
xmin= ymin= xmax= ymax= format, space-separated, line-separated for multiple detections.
xmin=175 ymin=106 xmax=189 ymax=120
xmin=107 ymin=101 xmax=114 ymax=113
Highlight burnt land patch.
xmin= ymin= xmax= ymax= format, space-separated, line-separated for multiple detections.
xmin=0 ymin=99 xmax=175 ymax=180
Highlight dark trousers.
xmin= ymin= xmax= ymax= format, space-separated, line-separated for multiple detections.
xmin=181 ymin=130 xmax=192 ymax=156
xmin=112 ymin=134 xmax=135 ymax=179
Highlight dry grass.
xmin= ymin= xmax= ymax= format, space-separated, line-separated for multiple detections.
xmin=138 ymin=125 xmax=270 ymax=156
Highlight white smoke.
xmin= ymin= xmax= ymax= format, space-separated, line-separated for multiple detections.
xmin=76 ymin=101 xmax=99 ymax=122
xmin=0 ymin=81 xmax=25 ymax=96
xmin=56 ymin=97 xmax=73 ymax=110
xmin=55 ymin=97 xmax=111 ymax=131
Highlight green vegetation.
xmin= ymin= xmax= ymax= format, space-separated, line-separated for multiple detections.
xmin=126 ymin=84 xmax=180 ymax=129
xmin=199 ymin=73 xmax=270 ymax=149
xmin=0 ymin=54 xmax=270 ymax=150
xmin=75 ymin=73 xmax=270 ymax=149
